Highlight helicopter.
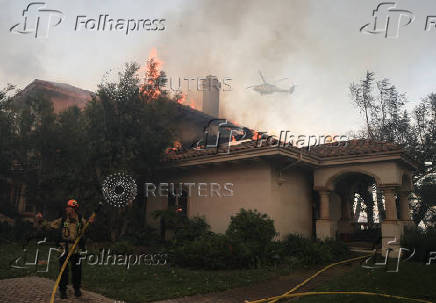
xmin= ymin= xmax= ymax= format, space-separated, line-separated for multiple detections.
xmin=246 ymin=71 xmax=296 ymax=95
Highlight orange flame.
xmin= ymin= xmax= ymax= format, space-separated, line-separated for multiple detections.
xmin=166 ymin=140 xmax=183 ymax=154
xmin=177 ymin=93 xmax=186 ymax=104
xmin=141 ymin=48 xmax=163 ymax=100
xmin=176 ymin=93 xmax=201 ymax=110
xmin=252 ymin=131 xmax=262 ymax=141
xmin=324 ymin=135 xmax=338 ymax=144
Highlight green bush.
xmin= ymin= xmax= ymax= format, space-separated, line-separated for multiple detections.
xmin=226 ymin=209 xmax=276 ymax=243
xmin=323 ymin=238 xmax=350 ymax=260
xmin=401 ymin=226 xmax=436 ymax=262
xmin=0 ymin=221 xmax=13 ymax=243
xmin=281 ymin=234 xmax=350 ymax=266
xmin=110 ymin=240 xmax=138 ymax=254
xmin=120 ymin=226 xmax=160 ymax=246
xmin=172 ymin=210 xmax=277 ymax=269
xmin=172 ymin=233 xmax=234 ymax=269
xmin=226 ymin=209 xmax=276 ymax=264
xmin=171 ymin=212 xmax=350 ymax=270
xmin=174 ymin=216 xmax=211 ymax=243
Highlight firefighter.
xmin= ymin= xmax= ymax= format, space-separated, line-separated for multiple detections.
xmin=38 ymin=199 xmax=94 ymax=299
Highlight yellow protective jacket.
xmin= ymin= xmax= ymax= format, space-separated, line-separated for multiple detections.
xmin=43 ymin=215 xmax=87 ymax=253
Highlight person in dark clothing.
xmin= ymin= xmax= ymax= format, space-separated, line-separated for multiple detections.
xmin=38 ymin=199 xmax=94 ymax=299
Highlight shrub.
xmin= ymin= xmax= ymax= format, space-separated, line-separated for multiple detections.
xmin=0 ymin=221 xmax=13 ymax=243
xmin=323 ymin=238 xmax=350 ymax=260
xmin=110 ymin=240 xmax=137 ymax=254
xmin=401 ymin=226 xmax=436 ymax=262
xmin=225 ymin=209 xmax=276 ymax=265
xmin=174 ymin=216 xmax=211 ymax=243
xmin=118 ymin=225 xmax=160 ymax=246
xmin=226 ymin=209 xmax=276 ymax=243
xmin=281 ymin=234 xmax=350 ymax=266
xmin=172 ymin=209 xmax=278 ymax=269
xmin=172 ymin=233 xmax=234 ymax=269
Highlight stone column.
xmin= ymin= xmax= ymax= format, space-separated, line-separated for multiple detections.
xmin=381 ymin=186 xmax=402 ymax=257
xmin=341 ymin=195 xmax=352 ymax=220
xmin=398 ymin=191 xmax=411 ymax=221
xmin=338 ymin=193 xmax=354 ymax=236
xmin=319 ymin=190 xmax=330 ymax=219
xmin=383 ymin=187 xmax=398 ymax=221
xmin=316 ymin=190 xmax=337 ymax=240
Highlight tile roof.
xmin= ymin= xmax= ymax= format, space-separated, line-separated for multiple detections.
xmin=306 ymin=139 xmax=403 ymax=158
xmin=164 ymin=139 xmax=404 ymax=163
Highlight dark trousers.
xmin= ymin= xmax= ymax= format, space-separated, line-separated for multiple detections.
xmin=59 ymin=253 xmax=82 ymax=291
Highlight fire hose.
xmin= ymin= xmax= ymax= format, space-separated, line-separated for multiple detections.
xmin=244 ymin=254 xmax=433 ymax=303
xmin=49 ymin=202 xmax=103 ymax=303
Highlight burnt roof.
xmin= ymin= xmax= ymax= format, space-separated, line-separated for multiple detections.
xmin=164 ymin=138 xmax=416 ymax=169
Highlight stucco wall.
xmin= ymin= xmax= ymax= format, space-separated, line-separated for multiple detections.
xmin=146 ymin=160 xmax=315 ymax=239
xmin=329 ymin=191 xmax=342 ymax=221
xmin=147 ymin=160 xmax=273 ymax=234
xmin=270 ymin=166 xmax=314 ymax=238
xmin=314 ymin=161 xmax=404 ymax=190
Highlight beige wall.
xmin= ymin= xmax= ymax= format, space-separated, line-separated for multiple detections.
xmin=314 ymin=161 xmax=404 ymax=190
xmin=270 ymin=166 xmax=313 ymax=238
xmin=146 ymin=159 xmax=315 ymax=239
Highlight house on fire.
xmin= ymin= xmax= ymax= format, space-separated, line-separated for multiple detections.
xmin=1 ymin=79 xmax=420 ymax=255
xmin=148 ymin=138 xmax=419 ymax=254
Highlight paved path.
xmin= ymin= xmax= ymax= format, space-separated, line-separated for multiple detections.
xmin=152 ymin=263 xmax=356 ymax=303
xmin=0 ymin=277 xmax=114 ymax=303
xmin=0 ymin=263 xmax=355 ymax=303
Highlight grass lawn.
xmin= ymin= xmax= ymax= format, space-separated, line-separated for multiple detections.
xmin=293 ymin=262 xmax=436 ymax=303
xmin=0 ymin=242 xmax=285 ymax=302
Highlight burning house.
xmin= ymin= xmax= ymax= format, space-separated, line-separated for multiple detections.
xmin=201 ymin=75 xmax=221 ymax=117
xmin=2 ymin=49 xmax=419 ymax=256
xmin=151 ymin=139 xmax=418 ymax=255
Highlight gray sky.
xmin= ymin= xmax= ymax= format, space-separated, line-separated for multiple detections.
xmin=1 ymin=0 xmax=436 ymax=137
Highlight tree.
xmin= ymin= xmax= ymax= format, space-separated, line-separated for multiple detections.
xmin=0 ymin=85 xmax=15 ymax=177
xmin=1 ymin=61 xmax=177 ymax=240
xmin=85 ymin=62 xmax=175 ymax=240
xmin=350 ymin=72 xmax=436 ymax=226
xmin=350 ymin=72 xmax=375 ymax=138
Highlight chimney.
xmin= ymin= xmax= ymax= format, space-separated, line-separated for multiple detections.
xmin=202 ymin=75 xmax=220 ymax=117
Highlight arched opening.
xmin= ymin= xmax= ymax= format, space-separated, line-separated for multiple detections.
xmin=328 ymin=171 xmax=382 ymax=247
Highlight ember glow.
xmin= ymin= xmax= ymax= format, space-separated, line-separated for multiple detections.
xmin=142 ymin=48 xmax=201 ymax=110
xmin=176 ymin=92 xmax=201 ymax=110
xmin=166 ymin=140 xmax=183 ymax=154
xmin=252 ymin=131 xmax=262 ymax=141
xmin=141 ymin=48 xmax=163 ymax=100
